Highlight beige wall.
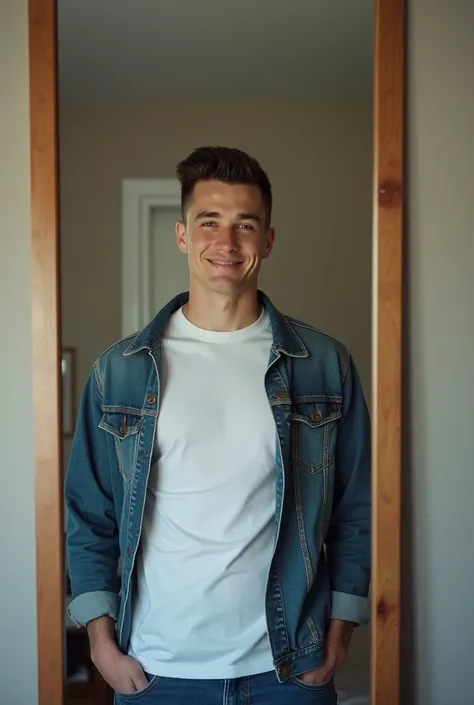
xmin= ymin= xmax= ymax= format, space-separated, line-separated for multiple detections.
xmin=59 ymin=100 xmax=373 ymax=402
xmin=0 ymin=1 xmax=38 ymax=704
xmin=402 ymin=1 xmax=474 ymax=703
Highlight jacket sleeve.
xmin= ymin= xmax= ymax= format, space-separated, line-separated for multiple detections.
xmin=65 ymin=361 xmax=120 ymax=627
xmin=325 ymin=353 xmax=371 ymax=625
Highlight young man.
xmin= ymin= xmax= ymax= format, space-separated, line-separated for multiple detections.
xmin=66 ymin=146 xmax=371 ymax=705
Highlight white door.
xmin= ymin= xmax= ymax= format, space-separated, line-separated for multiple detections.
xmin=150 ymin=206 xmax=189 ymax=313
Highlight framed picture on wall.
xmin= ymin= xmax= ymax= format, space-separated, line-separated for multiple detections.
xmin=61 ymin=347 xmax=76 ymax=437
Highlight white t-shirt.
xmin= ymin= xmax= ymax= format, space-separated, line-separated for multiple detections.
xmin=128 ymin=307 xmax=276 ymax=679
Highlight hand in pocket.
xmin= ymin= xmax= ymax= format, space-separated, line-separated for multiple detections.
xmin=93 ymin=642 xmax=148 ymax=694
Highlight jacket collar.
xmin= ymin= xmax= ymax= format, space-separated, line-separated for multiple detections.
xmin=124 ymin=291 xmax=307 ymax=358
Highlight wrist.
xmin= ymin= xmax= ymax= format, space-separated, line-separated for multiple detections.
xmin=90 ymin=637 xmax=119 ymax=667
xmin=326 ymin=619 xmax=354 ymax=662
xmin=328 ymin=619 xmax=355 ymax=637
xmin=87 ymin=615 xmax=118 ymax=662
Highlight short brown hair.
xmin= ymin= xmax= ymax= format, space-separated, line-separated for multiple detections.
xmin=176 ymin=146 xmax=272 ymax=227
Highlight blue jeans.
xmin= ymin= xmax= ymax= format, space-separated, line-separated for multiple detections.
xmin=114 ymin=670 xmax=337 ymax=704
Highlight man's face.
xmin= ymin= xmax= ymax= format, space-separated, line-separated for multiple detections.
xmin=176 ymin=180 xmax=275 ymax=297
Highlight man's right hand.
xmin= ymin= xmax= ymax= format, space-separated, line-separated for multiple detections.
xmin=87 ymin=616 xmax=149 ymax=694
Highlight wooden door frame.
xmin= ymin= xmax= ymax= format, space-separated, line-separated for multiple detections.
xmin=28 ymin=1 xmax=404 ymax=703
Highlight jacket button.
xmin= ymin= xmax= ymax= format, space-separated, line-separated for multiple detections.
xmin=146 ymin=394 xmax=156 ymax=405
xmin=126 ymin=547 xmax=131 ymax=556
xmin=311 ymin=410 xmax=322 ymax=423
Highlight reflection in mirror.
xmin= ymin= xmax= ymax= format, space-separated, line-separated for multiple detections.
xmin=59 ymin=2 xmax=373 ymax=704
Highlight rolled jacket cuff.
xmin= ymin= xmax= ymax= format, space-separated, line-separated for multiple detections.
xmin=330 ymin=591 xmax=370 ymax=625
xmin=68 ymin=590 xmax=119 ymax=628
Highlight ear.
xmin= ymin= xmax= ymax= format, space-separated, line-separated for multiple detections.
xmin=176 ymin=220 xmax=188 ymax=254
xmin=262 ymin=227 xmax=276 ymax=259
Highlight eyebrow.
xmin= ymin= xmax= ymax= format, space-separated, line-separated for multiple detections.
xmin=194 ymin=211 xmax=261 ymax=223
xmin=237 ymin=212 xmax=262 ymax=223
xmin=194 ymin=211 xmax=222 ymax=221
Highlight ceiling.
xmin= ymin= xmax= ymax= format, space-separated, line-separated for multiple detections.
xmin=58 ymin=0 xmax=373 ymax=102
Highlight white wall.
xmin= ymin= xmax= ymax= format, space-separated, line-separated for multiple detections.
xmin=0 ymin=1 xmax=38 ymax=704
xmin=402 ymin=1 xmax=474 ymax=704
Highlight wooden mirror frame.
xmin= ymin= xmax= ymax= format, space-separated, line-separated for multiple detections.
xmin=28 ymin=1 xmax=404 ymax=703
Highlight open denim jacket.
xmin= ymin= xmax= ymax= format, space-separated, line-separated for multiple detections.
xmin=65 ymin=292 xmax=371 ymax=682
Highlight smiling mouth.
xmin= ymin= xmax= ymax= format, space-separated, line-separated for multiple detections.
xmin=207 ymin=259 xmax=243 ymax=267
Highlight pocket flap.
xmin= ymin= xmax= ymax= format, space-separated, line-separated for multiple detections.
xmin=291 ymin=399 xmax=342 ymax=428
xmin=99 ymin=412 xmax=142 ymax=439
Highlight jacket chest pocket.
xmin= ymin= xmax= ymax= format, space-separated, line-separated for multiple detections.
xmin=291 ymin=398 xmax=342 ymax=474
xmin=99 ymin=411 xmax=142 ymax=482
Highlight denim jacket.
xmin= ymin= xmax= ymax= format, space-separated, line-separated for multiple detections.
xmin=65 ymin=292 xmax=371 ymax=682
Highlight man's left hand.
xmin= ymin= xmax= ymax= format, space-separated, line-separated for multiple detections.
xmin=298 ymin=619 xmax=355 ymax=685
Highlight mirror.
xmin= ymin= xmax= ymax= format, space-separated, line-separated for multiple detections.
xmin=58 ymin=2 xmax=374 ymax=703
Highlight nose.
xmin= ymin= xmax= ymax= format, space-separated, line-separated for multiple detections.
xmin=216 ymin=226 xmax=238 ymax=251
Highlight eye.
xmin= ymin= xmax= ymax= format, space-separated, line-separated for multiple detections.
xmin=237 ymin=223 xmax=255 ymax=230
xmin=201 ymin=221 xmax=218 ymax=228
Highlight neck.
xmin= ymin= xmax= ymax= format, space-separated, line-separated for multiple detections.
xmin=182 ymin=285 xmax=261 ymax=332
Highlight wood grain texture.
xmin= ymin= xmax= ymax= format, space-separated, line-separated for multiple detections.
xmin=371 ymin=0 xmax=405 ymax=703
xmin=28 ymin=0 xmax=64 ymax=704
